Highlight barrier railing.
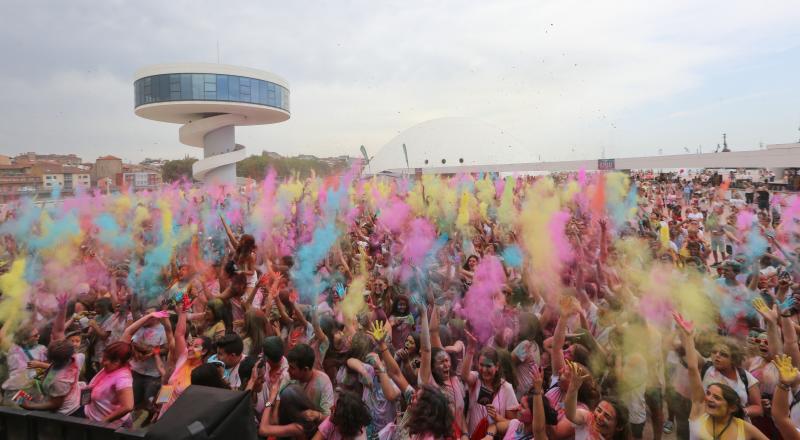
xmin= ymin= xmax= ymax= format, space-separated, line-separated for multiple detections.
xmin=0 ymin=406 xmax=146 ymax=440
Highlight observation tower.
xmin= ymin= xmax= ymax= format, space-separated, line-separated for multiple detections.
xmin=134 ymin=63 xmax=290 ymax=184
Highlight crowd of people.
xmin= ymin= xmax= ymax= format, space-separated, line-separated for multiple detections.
xmin=0 ymin=167 xmax=798 ymax=440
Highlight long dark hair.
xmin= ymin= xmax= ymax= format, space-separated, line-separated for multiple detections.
xmin=242 ymin=309 xmax=268 ymax=357
xmin=408 ymin=385 xmax=453 ymax=439
xmin=278 ymin=384 xmax=319 ymax=438
xmin=602 ymin=397 xmax=632 ymax=440
xmin=330 ymin=390 xmax=371 ymax=437
xmin=206 ymin=298 xmax=233 ymax=335
xmin=496 ymin=348 xmax=518 ymax=391
xmin=235 ymin=234 xmax=256 ymax=264
xmin=478 ymin=346 xmax=502 ymax=391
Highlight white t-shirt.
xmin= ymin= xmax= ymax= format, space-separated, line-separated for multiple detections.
xmin=466 ymin=372 xmax=520 ymax=435
xmin=512 ymin=340 xmax=541 ymax=399
xmin=701 ymin=365 xmax=758 ymax=408
xmin=129 ymin=325 xmax=167 ymax=377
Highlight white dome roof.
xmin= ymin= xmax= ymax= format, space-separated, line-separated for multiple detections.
xmin=369 ymin=117 xmax=536 ymax=174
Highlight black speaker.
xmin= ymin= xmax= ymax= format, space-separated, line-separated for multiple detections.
xmin=145 ymin=386 xmax=256 ymax=440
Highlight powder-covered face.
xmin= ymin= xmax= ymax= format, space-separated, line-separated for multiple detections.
xmin=396 ymin=300 xmax=408 ymax=315
xmin=478 ymin=355 xmax=497 ymax=383
xmin=711 ymin=345 xmax=733 ymax=371
xmin=592 ymin=401 xmax=619 ymax=437
xmin=434 ymin=351 xmax=451 ymax=378
xmin=404 ymin=335 xmax=416 ymax=352
xmin=188 ymin=338 xmax=205 ymax=360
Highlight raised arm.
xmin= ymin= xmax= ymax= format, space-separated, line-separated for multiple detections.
xmin=370 ymin=320 xmax=409 ymax=391
xmin=598 ymin=218 xmax=608 ymax=263
xmin=748 ymin=260 xmax=760 ymax=291
xmin=781 ymin=308 xmax=800 ymax=366
xmin=219 ymin=213 xmax=239 ymax=249
xmin=564 ymin=361 xmax=591 ymax=425
xmin=771 ymin=355 xmax=800 ymax=440
xmin=752 ymin=298 xmax=782 ymax=359
xmin=51 ymin=292 xmax=70 ymax=342
xmin=417 ymin=299 xmax=432 ymax=386
xmin=429 ymin=304 xmax=444 ymax=349
xmin=531 ymin=366 xmax=549 ymax=440
xmin=551 ymin=298 xmax=575 ymax=378
xmin=461 ymin=327 xmax=478 ymax=386
xmin=366 ymin=352 xmax=400 ymax=401
xmin=121 ymin=312 xmax=162 ymax=343
xmin=311 ymin=304 xmax=327 ymax=345
xmin=170 ymin=306 xmax=188 ymax=367
xmin=673 ymin=312 xmax=705 ymax=419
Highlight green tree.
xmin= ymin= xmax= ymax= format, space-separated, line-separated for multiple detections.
xmin=162 ymin=157 xmax=198 ymax=182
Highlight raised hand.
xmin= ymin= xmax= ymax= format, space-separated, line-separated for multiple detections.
xmin=151 ymin=310 xmax=171 ymax=319
xmin=56 ymin=292 xmax=69 ymax=307
xmin=335 ymin=282 xmax=346 ymax=298
xmin=773 ymin=354 xmax=799 ymax=386
xmin=368 ymin=320 xmax=387 ymax=344
xmin=779 ymin=296 xmax=796 ymax=316
xmin=559 ymin=296 xmax=580 ymax=317
xmin=465 ymin=329 xmax=479 ymax=348
xmin=566 ymin=360 xmax=591 ymax=389
xmin=365 ymin=352 xmax=384 ymax=369
xmin=752 ymin=298 xmax=778 ymax=323
xmin=672 ymin=311 xmax=694 ymax=336
xmin=531 ymin=366 xmax=544 ymax=394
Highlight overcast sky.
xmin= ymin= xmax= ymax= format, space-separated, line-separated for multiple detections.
xmin=1 ymin=0 xmax=799 ymax=164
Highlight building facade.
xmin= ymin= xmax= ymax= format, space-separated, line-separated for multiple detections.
xmin=116 ymin=164 xmax=162 ymax=190
xmin=14 ymin=152 xmax=83 ymax=166
xmin=93 ymin=155 xmax=123 ymax=184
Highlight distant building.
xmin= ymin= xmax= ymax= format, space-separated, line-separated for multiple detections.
xmin=93 ymin=155 xmax=123 ymax=185
xmin=0 ymin=161 xmax=90 ymax=202
xmin=14 ymin=152 xmax=82 ymax=166
xmin=116 ymin=163 xmax=162 ymax=190
xmin=140 ymin=158 xmax=168 ymax=168
xmin=34 ymin=163 xmax=91 ymax=191
xmin=0 ymin=155 xmax=11 ymax=166
xmin=0 ymin=163 xmax=41 ymax=203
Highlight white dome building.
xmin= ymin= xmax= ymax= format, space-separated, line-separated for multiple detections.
xmin=367 ymin=117 xmax=538 ymax=175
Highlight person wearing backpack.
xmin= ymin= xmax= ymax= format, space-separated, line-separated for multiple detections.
xmin=699 ymin=339 xmax=763 ymax=421
xmin=674 ymin=313 xmax=768 ymax=440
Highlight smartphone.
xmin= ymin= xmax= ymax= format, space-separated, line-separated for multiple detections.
xmin=477 ymin=385 xmax=494 ymax=406
xmin=155 ymin=385 xmax=174 ymax=405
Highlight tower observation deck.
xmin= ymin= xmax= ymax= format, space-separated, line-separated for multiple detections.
xmin=134 ymin=63 xmax=290 ymax=184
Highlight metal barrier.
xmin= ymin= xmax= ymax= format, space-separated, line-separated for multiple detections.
xmin=0 ymin=406 xmax=146 ymax=440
